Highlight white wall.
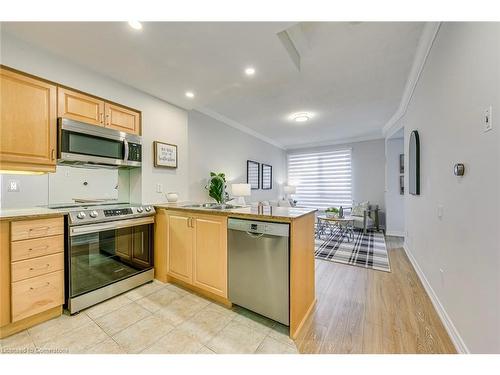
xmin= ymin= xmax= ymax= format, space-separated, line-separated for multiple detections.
xmin=0 ymin=32 xmax=188 ymax=206
xmin=287 ymin=139 xmax=386 ymax=211
xmin=188 ymin=110 xmax=286 ymax=202
xmin=385 ymin=137 xmax=405 ymax=236
xmin=402 ymin=23 xmax=499 ymax=353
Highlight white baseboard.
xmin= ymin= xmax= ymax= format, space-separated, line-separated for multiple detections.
xmin=403 ymin=242 xmax=470 ymax=354
xmin=385 ymin=230 xmax=404 ymax=237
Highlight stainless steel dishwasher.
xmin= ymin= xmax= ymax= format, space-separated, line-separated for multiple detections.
xmin=228 ymin=218 xmax=290 ymax=325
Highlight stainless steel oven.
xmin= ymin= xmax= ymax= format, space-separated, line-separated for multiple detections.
xmin=65 ymin=204 xmax=155 ymax=314
xmin=58 ymin=118 xmax=142 ymax=168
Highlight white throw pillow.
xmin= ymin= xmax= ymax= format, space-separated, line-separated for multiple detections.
xmin=351 ymin=201 xmax=369 ymax=217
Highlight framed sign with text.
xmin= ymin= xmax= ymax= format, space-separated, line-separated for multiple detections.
xmin=154 ymin=141 xmax=178 ymax=168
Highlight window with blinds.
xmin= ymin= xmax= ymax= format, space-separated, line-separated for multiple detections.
xmin=287 ymin=148 xmax=352 ymax=209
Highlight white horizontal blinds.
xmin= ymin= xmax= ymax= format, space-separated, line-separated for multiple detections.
xmin=287 ymin=149 xmax=352 ymax=209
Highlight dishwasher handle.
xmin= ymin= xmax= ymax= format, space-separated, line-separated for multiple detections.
xmin=245 ymin=231 xmax=265 ymax=239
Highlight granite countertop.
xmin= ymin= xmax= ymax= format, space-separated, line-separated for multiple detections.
xmin=155 ymin=202 xmax=317 ymax=222
xmin=0 ymin=207 xmax=68 ymax=221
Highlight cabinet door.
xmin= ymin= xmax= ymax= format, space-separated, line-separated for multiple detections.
xmin=0 ymin=68 xmax=57 ymax=172
xmin=58 ymin=87 xmax=104 ymax=126
xmin=192 ymin=215 xmax=227 ymax=297
xmin=105 ymin=102 xmax=140 ymax=135
xmin=166 ymin=213 xmax=193 ymax=283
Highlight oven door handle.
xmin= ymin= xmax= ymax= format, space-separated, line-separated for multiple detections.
xmin=70 ymin=216 xmax=154 ymax=236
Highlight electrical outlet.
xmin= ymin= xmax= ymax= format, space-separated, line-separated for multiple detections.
xmin=7 ymin=179 xmax=20 ymax=192
xmin=156 ymin=183 xmax=163 ymax=193
xmin=484 ymin=106 xmax=493 ymax=132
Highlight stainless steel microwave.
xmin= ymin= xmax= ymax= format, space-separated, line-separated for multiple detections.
xmin=58 ymin=118 xmax=142 ymax=168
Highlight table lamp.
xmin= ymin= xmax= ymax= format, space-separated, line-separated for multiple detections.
xmin=284 ymin=185 xmax=296 ymax=199
xmin=231 ymin=183 xmax=251 ymax=206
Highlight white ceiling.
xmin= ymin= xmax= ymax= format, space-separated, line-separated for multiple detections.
xmin=1 ymin=22 xmax=424 ymax=149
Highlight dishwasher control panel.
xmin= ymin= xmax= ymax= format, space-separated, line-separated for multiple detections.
xmin=228 ymin=218 xmax=289 ymax=237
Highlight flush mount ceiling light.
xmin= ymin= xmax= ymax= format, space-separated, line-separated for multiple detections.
xmin=290 ymin=112 xmax=313 ymax=123
xmin=185 ymin=91 xmax=195 ymax=98
xmin=128 ymin=21 xmax=143 ymax=30
xmin=244 ymin=67 xmax=256 ymax=76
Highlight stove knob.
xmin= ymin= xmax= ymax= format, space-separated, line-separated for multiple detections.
xmin=89 ymin=210 xmax=98 ymax=218
xmin=137 ymin=207 xmax=144 ymax=213
xmin=76 ymin=211 xmax=86 ymax=219
xmin=145 ymin=206 xmax=152 ymax=212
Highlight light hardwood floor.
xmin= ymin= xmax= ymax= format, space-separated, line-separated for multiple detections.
xmin=295 ymin=236 xmax=457 ymax=354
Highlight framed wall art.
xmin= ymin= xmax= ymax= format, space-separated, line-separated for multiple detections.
xmin=247 ymin=160 xmax=260 ymax=190
xmin=154 ymin=141 xmax=178 ymax=168
xmin=261 ymin=163 xmax=272 ymax=190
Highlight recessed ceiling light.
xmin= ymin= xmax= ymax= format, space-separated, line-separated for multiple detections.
xmin=128 ymin=21 xmax=142 ymax=30
xmin=244 ymin=67 xmax=256 ymax=76
xmin=185 ymin=91 xmax=195 ymax=98
xmin=290 ymin=112 xmax=313 ymax=123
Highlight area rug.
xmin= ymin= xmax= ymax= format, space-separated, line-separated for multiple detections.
xmin=315 ymin=229 xmax=391 ymax=272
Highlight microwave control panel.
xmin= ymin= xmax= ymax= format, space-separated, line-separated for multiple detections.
xmin=128 ymin=143 xmax=142 ymax=162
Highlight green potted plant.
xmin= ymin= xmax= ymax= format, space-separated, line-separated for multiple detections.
xmin=205 ymin=172 xmax=228 ymax=204
xmin=325 ymin=207 xmax=339 ymax=218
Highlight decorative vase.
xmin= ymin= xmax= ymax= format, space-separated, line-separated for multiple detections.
xmin=166 ymin=192 xmax=178 ymax=202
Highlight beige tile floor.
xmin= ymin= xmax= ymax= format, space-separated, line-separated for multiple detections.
xmin=0 ymin=280 xmax=298 ymax=354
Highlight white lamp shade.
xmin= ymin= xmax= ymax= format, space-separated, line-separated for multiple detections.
xmin=231 ymin=183 xmax=251 ymax=197
xmin=284 ymin=185 xmax=296 ymax=194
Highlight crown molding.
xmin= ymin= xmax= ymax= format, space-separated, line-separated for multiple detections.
xmin=383 ymin=22 xmax=441 ymax=137
xmin=285 ymin=132 xmax=384 ymax=151
xmin=194 ymin=107 xmax=286 ymax=150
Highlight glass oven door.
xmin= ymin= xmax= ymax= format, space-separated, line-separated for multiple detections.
xmin=68 ymin=218 xmax=153 ymax=298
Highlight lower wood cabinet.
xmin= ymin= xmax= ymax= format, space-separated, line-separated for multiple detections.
xmin=166 ymin=213 xmax=193 ymax=283
xmin=163 ymin=210 xmax=227 ymax=298
xmin=192 ymin=215 xmax=227 ymax=297
xmin=1 ymin=216 xmax=64 ymax=337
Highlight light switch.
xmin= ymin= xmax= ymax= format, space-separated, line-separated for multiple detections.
xmin=8 ymin=179 xmax=20 ymax=192
xmin=156 ymin=183 xmax=163 ymax=193
xmin=484 ymin=106 xmax=493 ymax=132
xmin=437 ymin=204 xmax=444 ymax=219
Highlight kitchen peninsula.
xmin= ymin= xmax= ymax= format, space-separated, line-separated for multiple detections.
xmin=153 ymin=203 xmax=317 ymax=339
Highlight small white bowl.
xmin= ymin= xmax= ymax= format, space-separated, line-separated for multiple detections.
xmin=166 ymin=192 xmax=179 ymax=202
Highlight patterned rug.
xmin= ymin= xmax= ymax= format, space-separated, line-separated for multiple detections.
xmin=315 ymin=228 xmax=391 ymax=272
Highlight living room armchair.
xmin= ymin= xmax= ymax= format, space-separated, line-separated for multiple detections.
xmin=345 ymin=202 xmax=380 ymax=233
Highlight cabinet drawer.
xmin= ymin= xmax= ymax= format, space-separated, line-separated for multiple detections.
xmin=11 ymin=217 xmax=64 ymax=241
xmin=11 ymin=270 xmax=64 ymax=322
xmin=11 ymin=235 xmax=64 ymax=262
xmin=11 ymin=253 xmax=64 ymax=282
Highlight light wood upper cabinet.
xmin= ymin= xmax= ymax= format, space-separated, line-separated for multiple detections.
xmin=166 ymin=213 xmax=193 ymax=284
xmin=0 ymin=68 xmax=57 ymax=173
xmin=57 ymin=87 xmax=105 ymax=126
xmin=192 ymin=215 xmax=227 ymax=297
xmin=105 ymin=103 xmax=140 ymax=135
